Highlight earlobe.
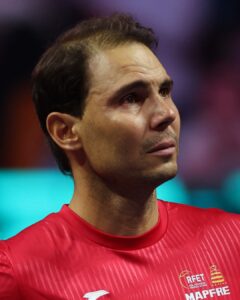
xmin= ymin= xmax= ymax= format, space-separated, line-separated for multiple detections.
xmin=46 ymin=112 xmax=82 ymax=151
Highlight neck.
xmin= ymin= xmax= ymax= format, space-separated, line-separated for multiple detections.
xmin=69 ymin=170 xmax=159 ymax=236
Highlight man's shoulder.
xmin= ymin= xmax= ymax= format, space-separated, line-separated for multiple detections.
xmin=160 ymin=200 xmax=240 ymax=249
xmin=161 ymin=200 xmax=240 ymax=225
xmin=0 ymin=208 xmax=65 ymax=260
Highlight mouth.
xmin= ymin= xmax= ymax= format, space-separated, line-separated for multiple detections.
xmin=146 ymin=140 xmax=176 ymax=156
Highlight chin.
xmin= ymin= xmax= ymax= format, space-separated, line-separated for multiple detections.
xmin=149 ymin=162 xmax=178 ymax=186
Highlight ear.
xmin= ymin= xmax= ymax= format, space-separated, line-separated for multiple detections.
xmin=46 ymin=112 xmax=82 ymax=151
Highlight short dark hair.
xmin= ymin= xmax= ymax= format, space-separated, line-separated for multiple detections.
xmin=32 ymin=13 xmax=158 ymax=175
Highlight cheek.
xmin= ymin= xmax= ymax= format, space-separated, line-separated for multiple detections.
xmin=88 ymin=121 xmax=142 ymax=162
xmin=176 ymin=113 xmax=181 ymax=136
xmin=81 ymin=121 xmax=142 ymax=177
xmin=172 ymin=112 xmax=181 ymax=154
xmin=82 ymin=104 xmax=146 ymax=155
xmin=110 ymin=117 xmax=145 ymax=152
xmin=171 ymin=104 xmax=181 ymax=133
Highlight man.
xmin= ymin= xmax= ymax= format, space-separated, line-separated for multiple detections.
xmin=0 ymin=14 xmax=239 ymax=300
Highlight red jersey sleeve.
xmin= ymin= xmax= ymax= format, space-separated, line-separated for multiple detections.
xmin=0 ymin=242 xmax=20 ymax=300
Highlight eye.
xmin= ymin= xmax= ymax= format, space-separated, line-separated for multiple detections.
xmin=120 ymin=92 xmax=140 ymax=104
xmin=159 ymin=86 xmax=171 ymax=98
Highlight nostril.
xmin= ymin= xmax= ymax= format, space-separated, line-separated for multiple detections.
xmin=156 ymin=117 xmax=174 ymax=131
xmin=150 ymin=109 xmax=176 ymax=131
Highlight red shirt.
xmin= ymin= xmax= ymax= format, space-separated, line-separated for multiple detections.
xmin=0 ymin=201 xmax=239 ymax=299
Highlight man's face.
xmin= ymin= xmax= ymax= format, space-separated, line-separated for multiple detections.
xmin=77 ymin=43 xmax=180 ymax=189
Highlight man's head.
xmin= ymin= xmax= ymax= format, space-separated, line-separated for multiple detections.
xmin=32 ymin=14 xmax=180 ymax=189
xmin=32 ymin=14 xmax=157 ymax=175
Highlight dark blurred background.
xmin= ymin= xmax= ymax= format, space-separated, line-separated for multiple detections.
xmin=0 ymin=0 xmax=239 ymax=239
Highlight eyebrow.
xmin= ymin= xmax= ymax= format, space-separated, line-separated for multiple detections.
xmin=111 ymin=78 xmax=174 ymax=99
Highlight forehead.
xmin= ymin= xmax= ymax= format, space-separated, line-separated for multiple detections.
xmin=87 ymin=43 xmax=169 ymax=97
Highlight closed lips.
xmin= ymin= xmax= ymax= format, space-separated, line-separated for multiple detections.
xmin=147 ymin=140 xmax=176 ymax=153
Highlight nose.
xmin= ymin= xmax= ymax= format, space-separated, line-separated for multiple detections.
xmin=149 ymin=98 xmax=178 ymax=131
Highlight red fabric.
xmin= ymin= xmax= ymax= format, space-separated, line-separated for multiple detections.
xmin=0 ymin=201 xmax=239 ymax=299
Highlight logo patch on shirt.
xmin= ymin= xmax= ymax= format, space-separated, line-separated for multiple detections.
xmin=210 ymin=265 xmax=226 ymax=286
xmin=178 ymin=265 xmax=231 ymax=299
xmin=83 ymin=290 xmax=110 ymax=299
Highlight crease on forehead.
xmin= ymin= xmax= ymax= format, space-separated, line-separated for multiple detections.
xmin=87 ymin=44 xmax=169 ymax=96
xmin=89 ymin=64 xmax=169 ymax=96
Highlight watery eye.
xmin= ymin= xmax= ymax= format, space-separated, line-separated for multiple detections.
xmin=121 ymin=93 xmax=138 ymax=103
xmin=159 ymin=87 xmax=171 ymax=97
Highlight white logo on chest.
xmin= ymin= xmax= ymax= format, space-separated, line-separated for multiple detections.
xmin=83 ymin=290 xmax=109 ymax=300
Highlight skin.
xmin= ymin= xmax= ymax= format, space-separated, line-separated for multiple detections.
xmin=47 ymin=42 xmax=180 ymax=236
